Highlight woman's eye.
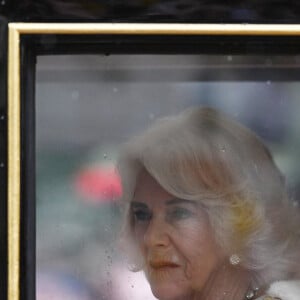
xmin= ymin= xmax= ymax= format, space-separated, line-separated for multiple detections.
xmin=169 ymin=207 xmax=193 ymax=221
xmin=133 ymin=210 xmax=151 ymax=222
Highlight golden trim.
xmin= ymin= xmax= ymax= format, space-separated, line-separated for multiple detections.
xmin=7 ymin=22 xmax=300 ymax=300
xmin=7 ymin=22 xmax=300 ymax=35
xmin=8 ymin=25 xmax=21 ymax=300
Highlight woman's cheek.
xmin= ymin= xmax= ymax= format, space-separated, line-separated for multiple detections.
xmin=173 ymin=219 xmax=207 ymax=240
xmin=133 ymin=226 xmax=147 ymax=249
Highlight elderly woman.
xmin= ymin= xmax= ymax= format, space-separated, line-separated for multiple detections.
xmin=117 ymin=107 xmax=300 ymax=300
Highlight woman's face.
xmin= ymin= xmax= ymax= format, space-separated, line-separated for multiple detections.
xmin=130 ymin=171 xmax=225 ymax=300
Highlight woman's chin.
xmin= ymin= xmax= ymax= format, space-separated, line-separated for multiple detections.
xmin=150 ymin=284 xmax=192 ymax=300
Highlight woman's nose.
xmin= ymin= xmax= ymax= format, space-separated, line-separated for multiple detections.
xmin=143 ymin=217 xmax=170 ymax=248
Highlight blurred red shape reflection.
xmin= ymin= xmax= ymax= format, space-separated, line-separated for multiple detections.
xmin=75 ymin=167 xmax=122 ymax=203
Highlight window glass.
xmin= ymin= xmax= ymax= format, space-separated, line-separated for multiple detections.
xmin=36 ymin=54 xmax=300 ymax=300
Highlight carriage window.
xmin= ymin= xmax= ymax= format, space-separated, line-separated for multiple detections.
xmin=36 ymin=54 xmax=300 ymax=300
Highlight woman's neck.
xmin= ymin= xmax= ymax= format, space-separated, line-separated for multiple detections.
xmin=193 ymin=262 xmax=253 ymax=300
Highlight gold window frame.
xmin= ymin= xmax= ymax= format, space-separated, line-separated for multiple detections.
xmin=8 ymin=23 xmax=300 ymax=300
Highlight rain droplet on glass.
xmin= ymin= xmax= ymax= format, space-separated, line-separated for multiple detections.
xmin=71 ymin=90 xmax=79 ymax=100
xmin=149 ymin=113 xmax=155 ymax=120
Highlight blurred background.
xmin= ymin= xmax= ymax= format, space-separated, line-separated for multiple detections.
xmin=36 ymin=54 xmax=300 ymax=299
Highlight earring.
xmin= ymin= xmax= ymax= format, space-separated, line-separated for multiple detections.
xmin=229 ymin=254 xmax=241 ymax=265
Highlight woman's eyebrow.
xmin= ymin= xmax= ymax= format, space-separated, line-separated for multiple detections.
xmin=166 ymin=198 xmax=197 ymax=206
xmin=130 ymin=201 xmax=148 ymax=209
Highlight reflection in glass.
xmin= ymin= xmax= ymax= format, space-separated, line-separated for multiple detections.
xmin=36 ymin=55 xmax=300 ymax=299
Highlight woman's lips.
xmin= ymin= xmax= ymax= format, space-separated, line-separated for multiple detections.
xmin=149 ymin=261 xmax=180 ymax=269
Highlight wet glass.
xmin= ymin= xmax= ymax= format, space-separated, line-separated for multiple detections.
xmin=36 ymin=54 xmax=300 ymax=300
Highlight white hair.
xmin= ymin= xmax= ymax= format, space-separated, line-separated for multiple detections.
xmin=117 ymin=107 xmax=300 ymax=286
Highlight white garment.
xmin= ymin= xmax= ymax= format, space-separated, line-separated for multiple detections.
xmin=256 ymin=280 xmax=300 ymax=300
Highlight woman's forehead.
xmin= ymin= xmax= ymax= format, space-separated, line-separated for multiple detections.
xmin=133 ymin=170 xmax=173 ymax=201
xmin=132 ymin=171 xmax=200 ymax=209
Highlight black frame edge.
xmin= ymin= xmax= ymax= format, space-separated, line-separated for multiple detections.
xmin=0 ymin=15 xmax=8 ymax=300
xmin=20 ymin=38 xmax=36 ymax=300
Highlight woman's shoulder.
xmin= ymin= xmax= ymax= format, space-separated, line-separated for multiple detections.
xmin=256 ymin=280 xmax=300 ymax=300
